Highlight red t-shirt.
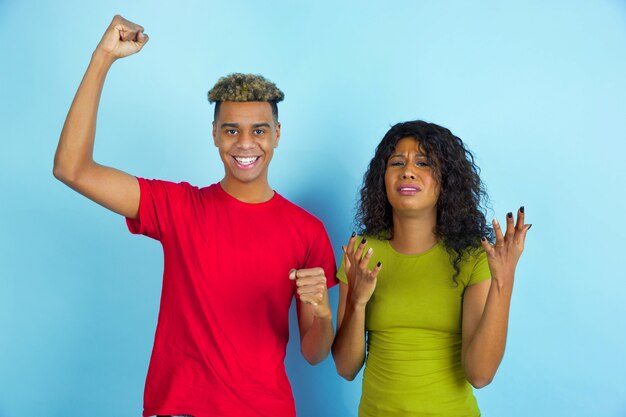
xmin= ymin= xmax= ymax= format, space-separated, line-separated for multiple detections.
xmin=126 ymin=178 xmax=337 ymax=417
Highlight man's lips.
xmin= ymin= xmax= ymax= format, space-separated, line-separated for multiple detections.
xmin=232 ymin=155 xmax=260 ymax=169
xmin=397 ymin=184 xmax=422 ymax=195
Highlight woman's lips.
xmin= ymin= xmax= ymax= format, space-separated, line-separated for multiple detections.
xmin=397 ymin=185 xmax=421 ymax=195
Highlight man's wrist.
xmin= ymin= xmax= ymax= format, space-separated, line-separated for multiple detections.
xmin=91 ymin=48 xmax=117 ymax=68
xmin=314 ymin=306 xmax=333 ymax=321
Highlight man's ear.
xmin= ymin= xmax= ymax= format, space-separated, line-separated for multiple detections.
xmin=274 ymin=122 xmax=281 ymax=148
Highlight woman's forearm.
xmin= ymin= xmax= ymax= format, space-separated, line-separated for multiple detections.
xmin=332 ymin=302 xmax=367 ymax=381
xmin=463 ymin=276 xmax=513 ymax=388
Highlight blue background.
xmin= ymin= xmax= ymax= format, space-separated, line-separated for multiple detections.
xmin=2 ymin=1 xmax=626 ymax=416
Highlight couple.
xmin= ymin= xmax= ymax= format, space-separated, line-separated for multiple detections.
xmin=54 ymin=16 xmax=530 ymax=417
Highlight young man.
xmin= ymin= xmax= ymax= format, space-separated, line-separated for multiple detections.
xmin=54 ymin=15 xmax=337 ymax=417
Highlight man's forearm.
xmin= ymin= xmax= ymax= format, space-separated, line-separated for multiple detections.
xmin=300 ymin=315 xmax=334 ymax=365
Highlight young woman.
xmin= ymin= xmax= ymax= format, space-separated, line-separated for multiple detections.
xmin=332 ymin=120 xmax=531 ymax=416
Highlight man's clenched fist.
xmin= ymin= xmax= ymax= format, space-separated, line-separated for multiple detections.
xmin=289 ymin=268 xmax=331 ymax=319
xmin=96 ymin=15 xmax=149 ymax=60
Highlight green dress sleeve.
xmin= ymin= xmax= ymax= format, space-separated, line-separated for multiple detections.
xmin=466 ymin=248 xmax=492 ymax=286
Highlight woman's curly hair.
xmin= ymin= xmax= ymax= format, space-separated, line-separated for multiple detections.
xmin=357 ymin=120 xmax=493 ymax=285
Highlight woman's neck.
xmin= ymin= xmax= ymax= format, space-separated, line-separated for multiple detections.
xmin=390 ymin=210 xmax=438 ymax=255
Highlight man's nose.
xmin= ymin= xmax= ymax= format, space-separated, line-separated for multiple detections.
xmin=236 ymin=132 xmax=255 ymax=148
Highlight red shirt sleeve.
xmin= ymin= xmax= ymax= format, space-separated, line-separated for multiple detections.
xmin=125 ymin=177 xmax=190 ymax=241
xmin=304 ymin=223 xmax=339 ymax=289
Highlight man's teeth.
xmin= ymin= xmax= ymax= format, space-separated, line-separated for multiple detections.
xmin=234 ymin=156 xmax=259 ymax=165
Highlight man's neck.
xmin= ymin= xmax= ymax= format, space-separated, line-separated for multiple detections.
xmin=220 ymin=178 xmax=275 ymax=203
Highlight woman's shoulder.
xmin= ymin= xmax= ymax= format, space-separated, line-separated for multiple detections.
xmin=362 ymin=234 xmax=389 ymax=250
xmin=458 ymin=245 xmax=491 ymax=285
xmin=463 ymin=245 xmax=487 ymax=261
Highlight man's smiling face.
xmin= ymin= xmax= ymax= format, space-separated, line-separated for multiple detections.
xmin=212 ymin=101 xmax=280 ymax=195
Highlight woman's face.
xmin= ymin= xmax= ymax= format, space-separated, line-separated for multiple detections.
xmin=384 ymin=137 xmax=440 ymax=217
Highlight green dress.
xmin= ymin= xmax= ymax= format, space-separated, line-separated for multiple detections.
xmin=337 ymin=237 xmax=491 ymax=417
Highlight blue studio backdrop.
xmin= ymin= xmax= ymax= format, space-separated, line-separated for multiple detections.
xmin=1 ymin=1 xmax=626 ymax=416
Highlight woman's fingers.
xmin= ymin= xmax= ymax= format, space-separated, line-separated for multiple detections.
xmin=370 ymin=261 xmax=383 ymax=280
xmin=515 ymin=207 xmax=525 ymax=232
xmin=481 ymin=236 xmax=494 ymax=256
xmin=360 ymin=247 xmax=373 ymax=269
xmin=345 ymin=233 xmax=381 ymax=282
xmin=504 ymin=212 xmax=515 ymax=242
xmin=492 ymin=217 xmax=505 ymax=248
xmin=515 ymin=207 xmax=529 ymax=247
xmin=346 ymin=232 xmax=357 ymax=254
xmin=341 ymin=245 xmax=352 ymax=272
xmin=490 ymin=208 xmax=532 ymax=252
xmin=354 ymin=237 xmax=367 ymax=262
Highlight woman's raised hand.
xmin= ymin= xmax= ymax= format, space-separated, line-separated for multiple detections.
xmin=481 ymin=207 xmax=531 ymax=290
xmin=343 ymin=234 xmax=382 ymax=307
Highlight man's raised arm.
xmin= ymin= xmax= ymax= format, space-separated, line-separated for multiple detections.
xmin=53 ymin=15 xmax=149 ymax=219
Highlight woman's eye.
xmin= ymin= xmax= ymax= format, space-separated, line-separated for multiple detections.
xmin=390 ymin=161 xmax=404 ymax=167
xmin=416 ymin=161 xmax=429 ymax=167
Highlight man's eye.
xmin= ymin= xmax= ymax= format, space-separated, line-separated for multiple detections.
xmin=226 ymin=129 xmax=238 ymax=135
xmin=253 ymin=129 xmax=265 ymax=135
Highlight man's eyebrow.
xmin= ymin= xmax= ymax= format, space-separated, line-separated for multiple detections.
xmin=220 ymin=122 xmax=272 ymax=129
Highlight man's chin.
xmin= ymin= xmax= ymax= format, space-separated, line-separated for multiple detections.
xmin=224 ymin=172 xmax=266 ymax=185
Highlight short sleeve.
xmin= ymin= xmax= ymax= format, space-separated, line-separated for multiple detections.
xmin=304 ymin=223 xmax=339 ymax=289
xmin=125 ymin=177 xmax=189 ymax=241
xmin=336 ymin=256 xmax=348 ymax=284
xmin=467 ymin=249 xmax=491 ymax=286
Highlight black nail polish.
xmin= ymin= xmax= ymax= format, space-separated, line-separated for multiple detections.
xmin=361 ymin=238 xmax=367 ymax=244
xmin=351 ymin=232 xmax=356 ymax=238
xmin=507 ymin=212 xmax=513 ymax=219
xmin=520 ymin=206 xmax=525 ymax=213
xmin=376 ymin=261 xmax=382 ymax=267
xmin=527 ymin=224 xmax=532 ymax=231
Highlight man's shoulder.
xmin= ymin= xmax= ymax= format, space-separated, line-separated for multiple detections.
xmin=274 ymin=192 xmax=325 ymax=229
xmin=138 ymin=177 xmax=218 ymax=203
xmin=138 ymin=177 xmax=210 ymax=191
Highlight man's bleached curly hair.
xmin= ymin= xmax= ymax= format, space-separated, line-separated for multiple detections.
xmin=208 ymin=73 xmax=284 ymax=121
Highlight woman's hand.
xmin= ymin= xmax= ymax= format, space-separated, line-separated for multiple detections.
xmin=342 ymin=234 xmax=382 ymax=307
xmin=481 ymin=207 xmax=531 ymax=291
